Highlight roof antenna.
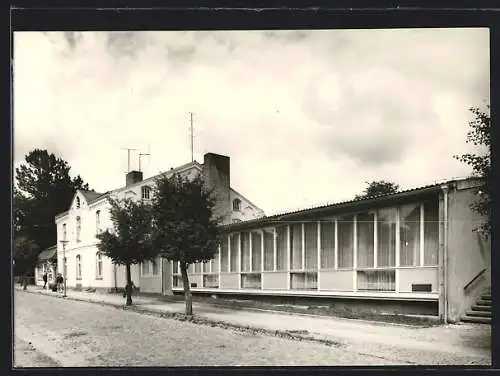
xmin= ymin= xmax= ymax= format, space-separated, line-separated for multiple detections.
xmin=189 ymin=112 xmax=194 ymax=162
xmin=121 ymin=147 xmax=137 ymax=173
xmin=138 ymin=147 xmax=151 ymax=173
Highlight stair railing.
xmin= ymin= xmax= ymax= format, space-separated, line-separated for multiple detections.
xmin=463 ymin=268 xmax=486 ymax=292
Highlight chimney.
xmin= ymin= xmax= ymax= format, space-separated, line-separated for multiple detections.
xmin=202 ymin=153 xmax=231 ymax=223
xmin=126 ymin=170 xmax=143 ymax=187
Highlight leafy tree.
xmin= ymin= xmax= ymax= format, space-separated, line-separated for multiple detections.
xmin=13 ymin=236 xmax=39 ymax=290
xmin=96 ymin=197 xmax=157 ymax=305
xmin=355 ymin=180 xmax=400 ymax=200
xmin=454 ymin=105 xmax=491 ymax=239
xmin=151 ymin=174 xmax=221 ymax=316
xmin=15 ymin=149 xmax=90 ymax=253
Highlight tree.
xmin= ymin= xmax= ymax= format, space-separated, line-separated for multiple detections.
xmin=15 ymin=149 xmax=91 ymax=253
xmin=151 ymin=173 xmax=221 ymax=316
xmin=13 ymin=236 xmax=39 ymax=290
xmin=96 ymin=197 xmax=157 ymax=305
xmin=355 ymin=180 xmax=400 ymax=200
xmin=454 ymin=105 xmax=491 ymax=239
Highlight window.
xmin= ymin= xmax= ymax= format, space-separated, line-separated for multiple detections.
xmin=152 ymin=260 xmax=159 ymax=275
xmin=304 ymin=222 xmax=318 ymax=270
xmin=290 ymin=272 xmax=318 ymax=290
xmin=240 ymin=232 xmax=251 ymax=272
xmin=96 ymin=252 xmax=103 ymax=279
xmin=212 ymin=251 xmax=220 ymax=273
xmin=275 ymin=226 xmax=287 ymax=271
xmin=76 ymin=255 xmax=82 ymax=279
xmin=377 ymin=208 xmax=397 ymax=267
xmin=63 ymin=223 xmax=67 ymax=241
xmin=76 ymin=197 xmax=80 ymax=209
xmin=203 ymin=260 xmax=210 ymax=273
xmin=241 ymin=274 xmax=261 ymax=289
xmin=230 ymin=234 xmax=239 ymax=272
xmin=424 ymin=200 xmax=439 ymax=265
xmin=76 ymin=216 xmax=81 ymax=242
xmin=290 ymin=224 xmax=302 ymax=270
xmin=320 ymin=220 xmax=335 ymax=269
xmin=251 ymin=231 xmax=262 ymax=272
xmin=141 ymin=261 xmax=150 ymax=275
xmin=96 ymin=210 xmax=101 ymax=235
xmin=338 ymin=215 xmax=354 ymax=268
xmin=141 ymin=186 xmax=151 ymax=200
xmin=357 ymin=212 xmax=375 ymax=268
xmin=220 ymin=236 xmax=229 ymax=272
xmin=400 ymin=203 xmax=420 ymax=266
xmin=263 ymin=228 xmax=275 ymax=271
xmin=203 ymin=274 xmax=219 ymax=288
xmin=233 ymin=198 xmax=241 ymax=211
xmin=357 ymin=270 xmax=395 ymax=291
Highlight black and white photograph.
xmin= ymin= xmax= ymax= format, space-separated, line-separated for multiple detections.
xmin=12 ymin=26 xmax=491 ymax=367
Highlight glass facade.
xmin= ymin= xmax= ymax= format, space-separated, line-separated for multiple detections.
xmin=172 ymin=197 xmax=441 ymax=294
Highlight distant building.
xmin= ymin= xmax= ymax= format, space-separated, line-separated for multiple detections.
xmin=54 ymin=153 xmax=264 ymax=294
xmin=35 ymin=245 xmax=57 ymax=287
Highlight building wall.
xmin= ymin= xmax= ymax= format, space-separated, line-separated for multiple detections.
xmin=230 ymin=190 xmax=265 ymax=223
xmin=445 ymin=182 xmax=490 ymax=322
xmin=172 ymin=195 xmax=444 ymax=316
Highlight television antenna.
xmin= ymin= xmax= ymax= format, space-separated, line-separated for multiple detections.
xmin=121 ymin=147 xmax=137 ymax=172
xmin=138 ymin=144 xmax=151 ymax=172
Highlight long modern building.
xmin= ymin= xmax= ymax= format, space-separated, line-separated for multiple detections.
xmin=54 ymin=152 xmax=490 ymax=323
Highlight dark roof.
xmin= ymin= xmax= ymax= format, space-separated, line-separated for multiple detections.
xmin=80 ymin=190 xmax=107 ymax=204
xmin=37 ymin=245 xmax=57 ymax=262
xmin=221 ymin=178 xmax=478 ymax=231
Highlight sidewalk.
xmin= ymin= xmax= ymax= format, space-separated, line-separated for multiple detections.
xmin=15 ymin=285 xmax=491 ymax=362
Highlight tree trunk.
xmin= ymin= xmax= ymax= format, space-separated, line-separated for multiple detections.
xmin=22 ymin=273 xmax=27 ymax=290
xmin=180 ymin=262 xmax=192 ymax=316
xmin=125 ymin=263 xmax=133 ymax=306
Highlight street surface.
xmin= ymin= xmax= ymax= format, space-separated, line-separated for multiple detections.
xmin=13 ymin=290 xmax=491 ymax=367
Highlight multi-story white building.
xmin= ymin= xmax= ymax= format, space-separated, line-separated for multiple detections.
xmin=54 ymin=153 xmax=265 ymax=294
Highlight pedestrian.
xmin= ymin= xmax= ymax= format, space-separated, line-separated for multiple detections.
xmin=56 ymin=273 xmax=64 ymax=293
xmin=43 ymin=272 xmax=48 ymax=289
xmin=123 ymin=281 xmax=136 ymax=298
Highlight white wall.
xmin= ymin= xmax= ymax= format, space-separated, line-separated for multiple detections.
xmin=230 ymin=189 xmax=265 ymax=223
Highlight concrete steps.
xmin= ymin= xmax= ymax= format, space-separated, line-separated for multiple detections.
xmin=461 ymin=288 xmax=491 ymax=324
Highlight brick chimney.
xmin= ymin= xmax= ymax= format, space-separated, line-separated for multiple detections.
xmin=126 ymin=170 xmax=143 ymax=187
xmin=202 ymin=153 xmax=231 ymax=224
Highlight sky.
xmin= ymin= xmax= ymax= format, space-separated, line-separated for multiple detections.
xmin=13 ymin=29 xmax=490 ymax=216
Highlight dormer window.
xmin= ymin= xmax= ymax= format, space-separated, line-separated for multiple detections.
xmin=233 ymin=198 xmax=241 ymax=211
xmin=142 ymin=186 xmax=151 ymax=200
xmin=76 ymin=197 xmax=81 ymax=209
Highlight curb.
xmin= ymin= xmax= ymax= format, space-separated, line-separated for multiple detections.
xmin=17 ymin=288 xmax=344 ymax=348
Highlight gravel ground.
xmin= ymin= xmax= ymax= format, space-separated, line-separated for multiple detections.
xmin=15 ymin=288 xmax=491 ymax=367
xmin=14 ymin=291 xmax=410 ymax=367
xmin=13 ymin=336 xmax=60 ymax=368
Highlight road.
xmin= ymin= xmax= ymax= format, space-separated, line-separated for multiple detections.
xmin=14 ymin=290 xmax=404 ymax=367
xmin=13 ymin=290 xmax=491 ymax=367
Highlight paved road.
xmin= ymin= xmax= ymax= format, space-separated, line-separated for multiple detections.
xmin=14 ymin=290 xmax=410 ymax=367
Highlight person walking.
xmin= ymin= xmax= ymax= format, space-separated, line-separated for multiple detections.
xmin=42 ymin=272 xmax=48 ymax=289
xmin=56 ymin=273 xmax=64 ymax=293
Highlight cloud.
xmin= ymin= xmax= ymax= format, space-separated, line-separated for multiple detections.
xmin=13 ymin=29 xmax=489 ymax=214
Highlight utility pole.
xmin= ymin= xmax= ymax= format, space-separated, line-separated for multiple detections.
xmin=59 ymin=240 xmax=68 ymax=297
xmin=121 ymin=147 xmax=137 ymax=172
xmin=189 ymin=112 xmax=194 ymax=162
